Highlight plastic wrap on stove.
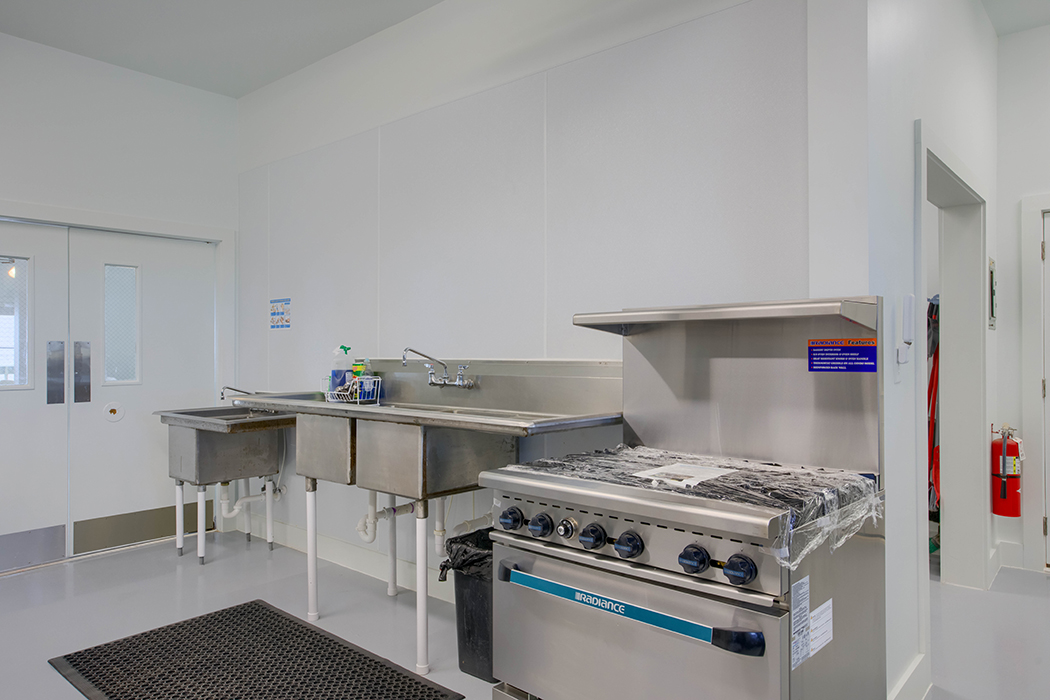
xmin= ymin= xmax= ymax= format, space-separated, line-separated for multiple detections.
xmin=503 ymin=445 xmax=883 ymax=570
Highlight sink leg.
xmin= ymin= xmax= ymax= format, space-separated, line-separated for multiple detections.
xmin=306 ymin=478 xmax=319 ymax=621
xmin=416 ymin=499 xmax=429 ymax=676
xmin=243 ymin=478 xmax=252 ymax=542
xmin=387 ymin=493 xmax=398 ymax=596
xmin=175 ymin=480 xmax=184 ymax=556
xmin=197 ymin=485 xmax=206 ymax=565
xmin=266 ymin=479 xmax=274 ymax=551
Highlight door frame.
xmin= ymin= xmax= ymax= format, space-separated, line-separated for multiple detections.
xmin=915 ymin=121 xmax=995 ymax=590
xmin=1020 ymin=193 xmax=1050 ymax=571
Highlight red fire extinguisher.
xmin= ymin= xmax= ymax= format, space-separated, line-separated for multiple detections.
xmin=991 ymin=425 xmax=1022 ymax=517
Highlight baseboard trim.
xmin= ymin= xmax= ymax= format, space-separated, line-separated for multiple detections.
xmin=74 ymin=501 xmax=214 ymax=555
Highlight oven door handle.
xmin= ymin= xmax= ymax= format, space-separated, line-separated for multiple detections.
xmin=497 ymin=559 xmax=527 ymax=582
xmin=499 ymin=565 xmax=765 ymax=657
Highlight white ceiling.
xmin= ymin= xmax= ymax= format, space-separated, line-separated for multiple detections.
xmin=981 ymin=0 xmax=1050 ymax=36
xmin=0 ymin=0 xmax=443 ymax=98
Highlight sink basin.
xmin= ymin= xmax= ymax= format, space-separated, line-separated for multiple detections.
xmin=155 ymin=406 xmax=296 ymax=486
xmin=155 ymin=406 xmax=296 ymax=434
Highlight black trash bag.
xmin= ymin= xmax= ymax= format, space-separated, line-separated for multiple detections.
xmin=438 ymin=528 xmax=493 ymax=582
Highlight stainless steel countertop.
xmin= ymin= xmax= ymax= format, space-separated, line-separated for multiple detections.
xmin=233 ymin=394 xmax=622 ymax=437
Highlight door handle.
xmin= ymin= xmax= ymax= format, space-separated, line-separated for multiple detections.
xmin=710 ymin=627 xmax=766 ymax=657
xmin=502 ymin=566 xmax=765 ymax=656
xmin=73 ymin=341 xmax=90 ymax=403
xmin=46 ymin=341 xmax=65 ymax=404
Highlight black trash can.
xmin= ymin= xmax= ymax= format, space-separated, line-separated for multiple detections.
xmin=439 ymin=527 xmax=496 ymax=683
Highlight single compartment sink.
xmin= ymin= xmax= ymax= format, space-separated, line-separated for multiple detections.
xmin=155 ymin=406 xmax=296 ymax=486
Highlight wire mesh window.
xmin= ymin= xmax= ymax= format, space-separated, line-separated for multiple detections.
xmin=105 ymin=264 xmax=139 ymax=382
xmin=0 ymin=257 xmax=29 ymax=386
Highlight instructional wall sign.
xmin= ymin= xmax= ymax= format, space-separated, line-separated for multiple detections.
xmin=808 ymin=338 xmax=877 ymax=372
xmin=270 ymin=298 xmax=291 ymax=329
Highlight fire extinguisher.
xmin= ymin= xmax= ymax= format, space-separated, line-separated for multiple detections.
xmin=991 ymin=425 xmax=1022 ymax=517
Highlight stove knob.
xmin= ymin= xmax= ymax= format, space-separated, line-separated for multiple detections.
xmin=556 ymin=518 xmax=577 ymax=539
xmin=527 ymin=513 xmax=555 ymax=538
xmin=498 ymin=506 xmax=525 ymax=531
xmin=578 ymin=523 xmax=607 ymax=550
xmin=723 ymin=554 xmax=758 ymax=586
xmin=613 ymin=531 xmax=645 ymax=559
xmin=678 ymin=545 xmax=711 ymax=574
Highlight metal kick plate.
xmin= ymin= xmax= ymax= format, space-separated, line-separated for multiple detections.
xmin=73 ymin=341 xmax=90 ymax=403
xmin=46 ymin=341 xmax=64 ymax=404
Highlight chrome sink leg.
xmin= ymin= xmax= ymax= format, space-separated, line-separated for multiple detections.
xmin=197 ymin=485 xmax=206 ymax=565
xmin=416 ymin=499 xmax=430 ymax=675
xmin=306 ymin=478 xmax=319 ymax=621
xmin=175 ymin=480 xmax=184 ymax=556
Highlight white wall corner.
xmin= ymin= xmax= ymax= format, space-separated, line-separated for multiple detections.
xmin=889 ymin=651 xmax=931 ymax=700
xmin=807 ymin=0 xmax=868 ymax=298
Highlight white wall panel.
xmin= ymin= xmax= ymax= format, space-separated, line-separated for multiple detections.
xmin=267 ymin=131 xmax=380 ymax=391
xmin=237 ymin=167 xmax=270 ymax=391
xmin=378 ymin=75 xmax=546 ymax=358
xmin=545 ymin=0 xmax=810 ymax=359
xmin=0 ymin=32 xmax=237 ymax=231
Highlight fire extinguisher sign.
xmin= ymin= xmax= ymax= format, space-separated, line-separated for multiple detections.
xmin=808 ymin=338 xmax=878 ymax=372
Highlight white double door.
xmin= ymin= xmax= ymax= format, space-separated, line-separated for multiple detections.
xmin=0 ymin=220 xmax=215 ymax=567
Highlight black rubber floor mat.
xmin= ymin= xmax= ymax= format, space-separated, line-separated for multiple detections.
xmin=49 ymin=599 xmax=465 ymax=700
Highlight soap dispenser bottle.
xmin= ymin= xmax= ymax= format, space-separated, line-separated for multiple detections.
xmin=331 ymin=345 xmax=352 ymax=391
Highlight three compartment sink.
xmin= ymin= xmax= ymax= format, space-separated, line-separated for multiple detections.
xmin=154 ymin=406 xmax=296 ymax=486
xmin=229 ymin=360 xmax=623 ymax=500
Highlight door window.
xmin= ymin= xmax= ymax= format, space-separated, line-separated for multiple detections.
xmin=104 ymin=264 xmax=139 ymax=383
xmin=0 ymin=257 xmax=29 ymax=386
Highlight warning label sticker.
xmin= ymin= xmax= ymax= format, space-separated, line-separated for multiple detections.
xmin=808 ymin=338 xmax=877 ymax=373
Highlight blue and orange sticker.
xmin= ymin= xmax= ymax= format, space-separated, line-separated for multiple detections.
xmin=808 ymin=338 xmax=877 ymax=373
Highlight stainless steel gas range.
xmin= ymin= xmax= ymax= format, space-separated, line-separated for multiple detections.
xmin=478 ymin=298 xmax=887 ymax=700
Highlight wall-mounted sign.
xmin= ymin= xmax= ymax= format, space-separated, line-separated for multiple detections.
xmin=270 ymin=298 xmax=291 ymax=329
xmin=807 ymin=338 xmax=877 ymax=372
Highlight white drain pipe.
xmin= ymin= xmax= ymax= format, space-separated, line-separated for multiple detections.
xmin=387 ymin=493 xmax=398 ymax=596
xmin=219 ymin=482 xmax=282 ymax=520
xmin=433 ymin=497 xmax=446 ymax=557
xmin=449 ymin=512 xmax=494 ymax=539
xmin=306 ymin=478 xmax=318 ymax=621
xmin=243 ymin=478 xmax=252 ymax=542
xmin=357 ymin=491 xmax=416 ymax=544
xmin=175 ymin=480 xmax=184 ymax=556
xmin=416 ymin=499 xmax=429 ymax=675
xmin=197 ymin=485 xmax=206 ymax=564
xmin=266 ymin=479 xmax=274 ymax=550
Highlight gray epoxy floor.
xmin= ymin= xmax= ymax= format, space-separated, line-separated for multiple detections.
xmin=0 ymin=533 xmax=493 ymax=700
xmin=2 ymin=534 xmax=1048 ymax=700
xmin=928 ymin=563 xmax=1050 ymax=700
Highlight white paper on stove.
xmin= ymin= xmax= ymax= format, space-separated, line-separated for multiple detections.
xmin=810 ymin=598 xmax=833 ymax=656
xmin=632 ymin=463 xmax=734 ymax=487
xmin=791 ymin=576 xmax=811 ymax=669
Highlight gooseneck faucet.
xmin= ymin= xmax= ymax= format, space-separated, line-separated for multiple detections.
xmin=220 ymin=386 xmax=255 ymax=401
xmin=402 ymin=347 xmax=475 ymax=389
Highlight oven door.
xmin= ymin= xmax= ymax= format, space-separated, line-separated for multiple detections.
xmin=493 ymin=542 xmax=789 ymax=700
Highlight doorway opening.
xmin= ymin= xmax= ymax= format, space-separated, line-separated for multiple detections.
xmin=920 ymin=144 xmax=993 ymax=590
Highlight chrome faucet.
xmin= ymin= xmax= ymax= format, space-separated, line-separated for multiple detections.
xmin=220 ymin=386 xmax=255 ymax=401
xmin=402 ymin=348 xmax=475 ymax=389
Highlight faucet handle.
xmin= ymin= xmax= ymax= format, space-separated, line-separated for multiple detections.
xmin=458 ymin=364 xmax=469 ymax=373
xmin=423 ymin=363 xmax=433 ymax=370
